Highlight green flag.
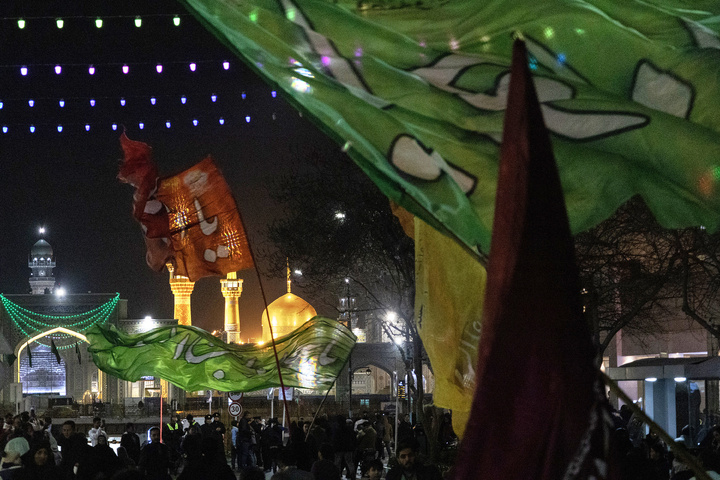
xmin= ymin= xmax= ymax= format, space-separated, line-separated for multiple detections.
xmin=86 ymin=316 xmax=356 ymax=392
xmin=181 ymin=0 xmax=720 ymax=257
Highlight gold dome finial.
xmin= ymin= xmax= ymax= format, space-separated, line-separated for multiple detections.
xmin=286 ymin=258 xmax=291 ymax=293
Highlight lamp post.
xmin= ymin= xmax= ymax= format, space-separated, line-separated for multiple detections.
xmin=339 ymin=278 xmax=357 ymax=419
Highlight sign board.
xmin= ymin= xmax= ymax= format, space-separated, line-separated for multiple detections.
xmin=228 ymin=392 xmax=243 ymax=402
xmin=228 ymin=402 xmax=242 ymax=417
xmin=279 ymin=387 xmax=294 ymax=401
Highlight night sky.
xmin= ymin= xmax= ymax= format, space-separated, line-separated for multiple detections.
xmin=0 ymin=1 xmax=342 ymax=338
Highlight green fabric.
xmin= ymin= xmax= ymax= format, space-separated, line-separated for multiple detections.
xmin=180 ymin=0 xmax=720 ymax=257
xmin=86 ymin=316 xmax=356 ymax=392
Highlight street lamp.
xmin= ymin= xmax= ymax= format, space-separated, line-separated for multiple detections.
xmin=339 ymin=279 xmax=357 ymax=418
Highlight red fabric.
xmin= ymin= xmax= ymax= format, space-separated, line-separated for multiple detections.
xmin=118 ymin=135 xmax=253 ymax=280
xmin=451 ymin=39 xmax=616 ymax=479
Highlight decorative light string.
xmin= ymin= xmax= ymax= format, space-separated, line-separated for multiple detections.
xmin=5 ymin=14 xmax=188 ymax=30
xmin=3 ymin=60 xmax=234 ymax=75
xmin=0 ymin=293 xmax=119 ymax=348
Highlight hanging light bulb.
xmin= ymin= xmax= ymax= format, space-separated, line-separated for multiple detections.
xmin=180 ymin=96 xmax=187 ymax=104
xmin=18 ymin=19 xmax=26 ymax=29
xmin=2 ymin=126 xmax=7 ymax=133
xmin=88 ymin=65 xmax=95 ymax=75
xmin=135 ymin=17 xmax=142 ymax=28
xmin=173 ymin=15 xmax=181 ymax=26
xmin=95 ymin=18 xmax=103 ymax=28
xmin=192 ymin=119 xmax=198 ymax=126
xmin=120 ymin=98 xmax=126 ymax=106
xmin=59 ymin=99 xmax=65 ymax=108
xmin=20 ymin=66 xmax=28 ymax=76
xmin=112 ymin=124 xmax=118 ymax=131
xmin=28 ymin=99 xmax=34 ymax=107
xmin=122 ymin=65 xmax=129 ymax=74
xmin=165 ymin=121 xmax=171 ymax=129
xmin=56 ymin=18 xmax=64 ymax=29
xmin=90 ymin=99 xmax=96 ymax=107
xmin=223 ymin=61 xmax=230 ymax=70
xmin=271 ymin=91 xmax=277 ymax=98
xmin=189 ymin=63 xmax=197 ymax=72
xmin=245 ymin=116 xmax=251 ymax=123
xmin=150 ymin=97 xmax=156 ymax=105
xmin=219 ymin=118 xmax=225 ymax=125
xmin=156 ymin=64 xmax=163 ymax=73
xmin=85 ymin=124 xmax=91 ymax=132
xmin=0 ymin=101 xmax=3 ymax=109
xmin=30 ymin=125 xmax=35 ymax=133
xmin=138 ymin=122 xmax=145 ymax=129
xmin=54 ymin=65 xmax=62 ymax=75
xmin=241 ymin=92 xmax=246 ymax=99
xmin=57 ymin=125 xmax=63 ymax=133
xmin=211 ymin=94 xmax=217 ymax=102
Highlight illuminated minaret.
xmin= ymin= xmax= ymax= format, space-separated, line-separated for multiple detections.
xmin=221 ymin=272 xmax=243 ymax=343
xmin=167 ymin=263 xmax=195 ymax=326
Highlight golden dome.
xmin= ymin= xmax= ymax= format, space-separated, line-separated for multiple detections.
xmin=261 ymin=292 xmax=317 ymax=342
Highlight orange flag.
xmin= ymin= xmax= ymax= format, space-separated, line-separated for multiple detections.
xmin=119 ymin=134 xmax=253 ymax=281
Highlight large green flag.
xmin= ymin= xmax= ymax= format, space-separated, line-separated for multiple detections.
xmin=86 ymin=316 xmax=356 ymax=392
xmin=181 ymin=0 xmax=720 ymax=257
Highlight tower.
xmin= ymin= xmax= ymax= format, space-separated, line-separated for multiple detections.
xmin=167 ymin=263 xmax=195 ymax=326
xmin=220 ymin=272 xmax=243 ymax=343
xmin=28 ymin=239 xmax=56 ymax=295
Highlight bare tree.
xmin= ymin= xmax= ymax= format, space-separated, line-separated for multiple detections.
xmin=260 ymin=150 xmax=434 ymax=432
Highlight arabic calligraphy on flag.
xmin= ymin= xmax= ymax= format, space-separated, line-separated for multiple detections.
xmin=181 ymin=0 xmax=720 ymax=257
xmin=86 ymin=316 xmax=356 ymax=392
xmin=118 ymin=133 xmax=252 ymax=280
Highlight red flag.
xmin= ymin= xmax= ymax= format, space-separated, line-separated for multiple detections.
xmin=451 ymin=39 xmax=617 ymax=479
xmin=119 ymin=135 xmax=253 ymax=281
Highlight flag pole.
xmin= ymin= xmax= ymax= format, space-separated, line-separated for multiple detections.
xmin=233 ymin=211 xmax=292 ymax=429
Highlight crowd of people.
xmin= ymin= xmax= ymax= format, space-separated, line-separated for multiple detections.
xmin=0 ymin=409 xmax=446 ymax=480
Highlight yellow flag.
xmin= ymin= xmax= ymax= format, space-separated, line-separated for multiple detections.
xmin=415 ymin=218 xmax=486 ymax=438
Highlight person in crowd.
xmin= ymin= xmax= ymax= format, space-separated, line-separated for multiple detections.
xmin=56 ymin=421 xmax=89 ymax=480
xmin=120 ymin=423 xmax=141 ymax=465
xmin=230 ymin=420 xmax=240 ymax=471
xmin=0 ymin=437 xmax=30 ymax=480
xmin=183 ymin=415 xmax=198 ymax=436
xmin=137 ymin=427 xmax=172 ymax=480
xmin=176 ymin=434 xmax=234 ymax=480
xmin=262 ymin=418 xmax=283 ymax=473
xmin=333 ymin=416 xmax=356 ymax=480
xmin=356 ymin=421 xmax=377 ymax=476
xmin=17 ymin=441 xmax=59 ymax=480
xmin=286 ymin=422 xmax=312 ymax=472
xmin=200 ymin=415 xmax=214 ymax=439
xmin=386 ymin=438 xmax=441 ymax=480
xmin=87 ymin=418 xmax=106 ymax=448
xmin=382 ymin=415 xmax=393 ymax=458
xmin=79 ymin=434 xmax=122 ymax=480
xmin=364 ymin=459 xmax=383 ymax=480
xmin=310 ymin=443 xmax=340 ymax=480
xmin=250 ymin=417 xmax=264 ymax=469
xmin=238 ymin=411 xmax=256 ymax=468
xmin=270 ymin=450 xmax=313 ymax=480
xmin=396 ymin=415 xmax=413 ymax=444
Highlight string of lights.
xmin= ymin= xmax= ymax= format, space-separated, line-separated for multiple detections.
xmin=0 ymin=294 xmax=120 ymax=349
xmin=5 ymin=14 xmax=187 ymax=30
xmin=2 ymin=60 xmax=235 ymax=75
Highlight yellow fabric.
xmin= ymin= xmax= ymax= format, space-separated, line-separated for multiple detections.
xmin=415 ymin=218 xmax=486 ymax=438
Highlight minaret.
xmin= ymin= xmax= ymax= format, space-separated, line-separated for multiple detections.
xmin=29 ymin=238 xmax=56 ymax=295
xmin=221 ymin=272 xmax=243 ymax=343
xmin=167 ymin=263 xmax=195 ymax=326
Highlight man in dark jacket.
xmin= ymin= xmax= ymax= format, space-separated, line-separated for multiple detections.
xmin=386 ymin=438 xmax=441 ymax=480
xmin=138 ymin=427 xmax=172 ymax=480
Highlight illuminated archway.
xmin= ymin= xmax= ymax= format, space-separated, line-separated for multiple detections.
xmin=15 ymin=327 xmax=87 ymax=382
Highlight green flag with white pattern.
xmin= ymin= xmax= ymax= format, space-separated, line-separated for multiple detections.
xmin=181 ymin=0 xmax=720 ymax=257
xmin=86 ymin=316 xmax=356 ymax=392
